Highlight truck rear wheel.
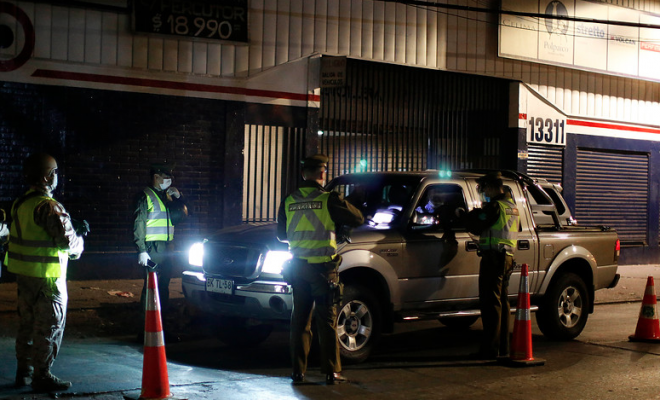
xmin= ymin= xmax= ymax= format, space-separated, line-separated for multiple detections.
xmin=536 ymin=272 xmax=589 ymax=340
xmin=336 ymin=284 xmax=381 ymax=364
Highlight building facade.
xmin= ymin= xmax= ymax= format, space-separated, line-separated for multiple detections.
xmin=1 ymin=0 xmax=659 ymax=272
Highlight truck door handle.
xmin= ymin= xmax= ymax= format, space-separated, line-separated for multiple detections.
xmin=466 ymin=241 xmax=479 ymax=252
xmin=518 ymin=240 xmax=530 ymax=250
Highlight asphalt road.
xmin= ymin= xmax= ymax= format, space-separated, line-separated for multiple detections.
xmin=1 ymin=300 xmax=659 ymax=400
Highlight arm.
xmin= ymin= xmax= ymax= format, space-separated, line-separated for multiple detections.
xmin=133 ymin=194 xmax=149 ymax=253
xmin=276 ymin=201 xmax=288 ymax=242
xmin=328 ymin=192 xmax=365 ymax=228
xmin=34 ymin=200 xmax=84 ymax=260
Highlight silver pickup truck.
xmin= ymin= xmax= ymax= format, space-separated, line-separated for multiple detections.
xmin=182 ymin=170 xmax=620 ymax=363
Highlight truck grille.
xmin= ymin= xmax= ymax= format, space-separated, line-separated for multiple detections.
xmin=202 ymin=243 xmax=263 ymax=279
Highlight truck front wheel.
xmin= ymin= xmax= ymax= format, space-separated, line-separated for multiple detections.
xmin=336 ymin=284 xmax=382 ymax=364
xmin=536 ymin=272 xmax=589 ymax=340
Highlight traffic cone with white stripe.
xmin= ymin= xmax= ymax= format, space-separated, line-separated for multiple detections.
xmin=508 ymin=263 xmax=545 ymax=367
xmin=139 ymin=270 xmax=171 ymax=399
xmin=629 ymin=276 xmax=660 ymax=342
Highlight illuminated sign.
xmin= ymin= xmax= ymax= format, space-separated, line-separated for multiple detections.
xmin=133 ymin=0 xmax=248 ymax=43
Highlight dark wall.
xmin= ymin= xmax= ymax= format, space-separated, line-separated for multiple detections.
xmin=0 ymin=82 xmax=231 ymax=278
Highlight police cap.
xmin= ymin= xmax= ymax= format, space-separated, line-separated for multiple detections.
xmin=476 ymin=172 xmax=503 ymax=189
xmin=150 ymin=163 xmax=174 ymax=177
xmin=301 ymin=154 xmax=329 ymax=169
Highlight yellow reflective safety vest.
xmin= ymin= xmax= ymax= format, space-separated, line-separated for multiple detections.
xmin=144 ymin=187 xmax=174 ymax=242
xmin=479 ymin=196 xmax=520 ymax=255
xmin=5 ymin=191 xmax=67 ymax=278
xmin=284 ymin=187 xmax=337 ymax=263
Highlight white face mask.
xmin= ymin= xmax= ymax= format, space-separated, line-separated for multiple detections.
xmin=48 ymin=174 xmax=58 ymax=192
xmin=159 ymin=178 xmax=172 ymax=191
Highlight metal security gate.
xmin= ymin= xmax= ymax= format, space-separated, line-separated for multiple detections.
xmin=242 ymin=125 xmax=305 ymax=222
xmin=318 ymin=59 xmax=511 ymax=180
xmin=575 ymin=149 xmax=649 ymax=245
xmin=527 ymin=144 xmax=564 ymax=184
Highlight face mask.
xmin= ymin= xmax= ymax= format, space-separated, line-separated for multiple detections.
xmin=159 ymin=178 xmax=172 ymax=191
xmin=48 ymin=173 xmax=58 ymax=192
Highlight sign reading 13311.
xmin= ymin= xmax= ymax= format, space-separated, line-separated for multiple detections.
xmin=133 ymin=0 xmax=248 ymax=43
xmin=527 ymin=117 xmax=566 ymax=146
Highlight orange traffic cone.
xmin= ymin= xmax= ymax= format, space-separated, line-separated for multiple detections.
xmin=629 ymin=276 xmax=660 ymax=342
xmin=139 ymin=271 xmax=171 ymax=399
xmin=508 ymin=263 xmax=545 ymax=366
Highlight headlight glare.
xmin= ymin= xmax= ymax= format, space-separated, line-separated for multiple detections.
xmin=262 ymin=251 xmax=293 ymax=274
xmin=189 ymin=242 xmax=205 ymax=267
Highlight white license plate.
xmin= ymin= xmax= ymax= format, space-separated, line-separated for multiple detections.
xmin=206 ymin=277 xmax=234 ymax=294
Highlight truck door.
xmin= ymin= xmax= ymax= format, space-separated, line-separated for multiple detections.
xmin=402 ymin=182 xmax=483 ymax=304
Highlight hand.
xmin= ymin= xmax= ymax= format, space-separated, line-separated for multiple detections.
xmin=167 ymin=187 xmax=181 ymax=198
xmin=138 ymin=252 xmax=151 ymax=266
xmin=72 ymin=219 xmax=90 ymax=237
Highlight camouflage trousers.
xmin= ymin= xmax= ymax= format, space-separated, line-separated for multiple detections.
xmin=15 ymin=275 xmax=68 ymax=377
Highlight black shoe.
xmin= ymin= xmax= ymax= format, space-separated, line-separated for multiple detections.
xmin=32 ymin=373 xmax=72 ymax=392
xmin=291 ymin=373 xmax=305 ymax=384
xmin=326 ymin=372 xmax=349 ymax=385
xmin=15 ymin=369 xmax=33 ymax=387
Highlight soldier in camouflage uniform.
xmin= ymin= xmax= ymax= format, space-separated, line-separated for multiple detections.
xmin=5 ymin=153 xmax=85 ymax=392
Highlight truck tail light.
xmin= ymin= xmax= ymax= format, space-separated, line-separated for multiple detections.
xmin=615 ymin=239 xmax=620 ymax=259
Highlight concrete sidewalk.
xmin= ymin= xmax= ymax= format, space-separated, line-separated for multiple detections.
xmin=594 ymin=264 xmax=660 ymax=304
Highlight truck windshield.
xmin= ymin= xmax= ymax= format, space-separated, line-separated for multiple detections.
xmin=327 ymin=174 xmax=423 ymax=221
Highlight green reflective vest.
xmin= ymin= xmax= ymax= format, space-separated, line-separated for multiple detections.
xmin=144 ymin=187 xmax=174 ymax=242
xmin=284 ymin=187 xmax=336 ymax=263
xmin=5 ymin=191 xmax=66 ymax=278
xmin=479 ymin=197 xmax=519 ymax=255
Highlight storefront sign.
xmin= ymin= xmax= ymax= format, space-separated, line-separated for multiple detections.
xmin=133 ymin=0 xmax=248 ymax=43
xmin=320 ymin=56 xmax=347 ymax=88
xmin=500 ymin=0 xmax=660 ymax=83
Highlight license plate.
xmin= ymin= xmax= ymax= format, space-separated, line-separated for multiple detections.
xmin=206 ymin=277 xmax=234 ymax=294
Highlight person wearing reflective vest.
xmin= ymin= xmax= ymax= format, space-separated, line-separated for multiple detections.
xmin=5 ymin=153 xmax=84 ymax=392
xmin=470 ymin=172 xmax=519 ymax=360
xmin=277 ymin=154 xmax=364 ymax=385
xmin=133 ymin=163 xmax=187 ymax=341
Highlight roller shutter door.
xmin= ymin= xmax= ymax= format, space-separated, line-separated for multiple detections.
xmin=527 ymin=144 xmax=563 ymax=185
xmin=575 ymin=149 xmax=649 ymax=245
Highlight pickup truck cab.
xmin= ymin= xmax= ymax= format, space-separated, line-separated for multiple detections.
xmin=182 ymin=170 xmax=620 ymax=363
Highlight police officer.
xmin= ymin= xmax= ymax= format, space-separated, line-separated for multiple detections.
xmin=467 ymin=172 xmax=519 ymax=360
xmin=133 ymin=163 xmax=187 ymax=341
xmin=277 ymin=154 xmax=364 ymax=385
xmin=5 ymin=153 xmax=84 ymax=391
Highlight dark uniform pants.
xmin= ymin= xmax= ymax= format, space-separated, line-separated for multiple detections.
xmin=478 ymin=250 xmax=514 ymax=357
xmin=289 ymin=259 xmax=341 ymax=375
xmin=15 ymin=275 xmax=67 ymax=377
xmin=140 ymin=241 xmax=174 ymax=316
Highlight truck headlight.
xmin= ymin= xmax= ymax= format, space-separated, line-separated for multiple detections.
xmin=261 ymin=251 xmax=293 ymax=275
xmin=189 ymin=241 xmax=205 ymax=267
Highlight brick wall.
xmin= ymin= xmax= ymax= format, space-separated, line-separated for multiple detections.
xmin=1 ymin=82 xmax=233 ymax=278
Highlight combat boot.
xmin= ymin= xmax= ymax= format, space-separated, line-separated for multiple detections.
xmin=32 ymin=372 xmax=72 ymax=392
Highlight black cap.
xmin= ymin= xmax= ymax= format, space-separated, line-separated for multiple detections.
xmin=301 ymin=154 xmax=329 ymax=169
xmin=150 ymin=163 xmax=174 ymax=177
xmin=476 ymin=171 xmax=503 ymax=188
